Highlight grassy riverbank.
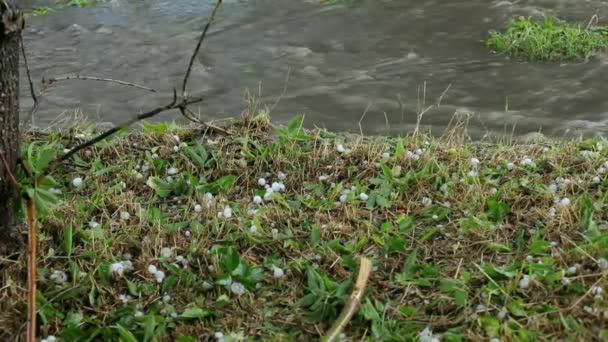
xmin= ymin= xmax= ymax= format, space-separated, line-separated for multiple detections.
xmin=1 ymin=114 xmax=608 ymax=341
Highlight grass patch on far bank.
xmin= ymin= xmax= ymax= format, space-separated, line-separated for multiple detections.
xmin=487 ymin=17 xmax=608 ymax=61
xmin=26 ymin=0 xmax=110 ymax=17
xmin=2 ymin=113 xmax=608 ymax=341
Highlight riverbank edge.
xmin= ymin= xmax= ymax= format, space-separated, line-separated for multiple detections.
xmin=2 ymin=114 xmax=608 ymax=341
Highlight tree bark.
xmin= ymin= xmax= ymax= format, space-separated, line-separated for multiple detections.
xmin=0 ymin=0 xmax=24 ymax=255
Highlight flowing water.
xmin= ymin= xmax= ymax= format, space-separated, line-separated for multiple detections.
xmin=19 ymin=0 xmax=608 ymax=138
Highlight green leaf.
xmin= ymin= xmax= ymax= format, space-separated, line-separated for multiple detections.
xmin=63 ymin=311 xmax=83 ymax=329
xmin=162 ymin=275 xmax=178 ymax=292
xmin=176 ymin=337 xmax=196 ymax=342
xmin=399 ymin=306 xmax=417 ymax=316
xmin=143 ymin=314 xmax=157 ymax=342
xmin=215 ymin=275 xmax=232 ymax=286
xmin=306 ymin=267 xmax=321 ymax=292
xmin=394 ymin=139 xmax=405 ymax=159
xmin=487 ymin=242 xmax=511 ymax=252
xmin=219 ymin=247 xmax=241 ymax=273
xmin=419 ymin=227 xmax=439 ymax=242
xmin=126 ymin=280 xmax=139 ymax=297
xmin=335 ymin=278 xmax=353 ymax=298
xmin=247 ymin=267 xmax=264 ymax=284
xmin=443 ymin=331 xmax=464 ymax=342
xmin=479 ymin=315 xmax=500 ymax=338
xmin=287 ymin=115 xmax=303 ymax=135
xmin=385 ymin=236 xmax=406 ymax=254
xmin=561 ymin=315 xmax=584 ymax=333
xmin=580 ymin=193 xmax=594 ymax=231
xmin=439 ymin=279 xmax=457 ymax=292
xmin=97 ymin=262 xmax=111 ymax=284
xmin=507 ymin=299 xmax=528 ymax=317
xmin=454 ymin=290 xmax=467 ymax=307
xmin=297 ymin=293 xmax=318 ymax=308
xmin=439 ymin=279 xmax=467 ymax=306
xmin=231 ymin=263 xmax=247 ymax=277
xmin=32 ymin=142 xmax=59 ymax=173
xmin=91 ymin=164 xmax=122 ymax=177
xmin=113 ymin=324 xmax=138 ymax=342
xmin=27 ymin=187 xmax=59 ymax=216
xmin=183 ymin=144 xmax=209 ymax=168
xmin=397 ymin=216 xmax=414 ymax=231
xmin=198 ymin=175 xmax=237 ymax=194
xmin=487 ymin=198 xmax=511 ymax=222
xmin=180 ymin=307 xmax=213 ymax=319
xmin=483 ymin=265 xmax=516 ymax=280
xmin=375 ymin=194 xmax=392 ymax=208
xmin=88 ymin=281 xmax=96 ymax=306
xmin=528 ymin=238 xmax=550 ymax=255
xmin=147 ymin=176 xmax=173 ymax=198
xmin=403 ymin=250 xmax=418 ymax=278
xmin=360 ymin=298 xmax=381 ymax=321
xmin=310 ymin=226 xmax=321 ymax=248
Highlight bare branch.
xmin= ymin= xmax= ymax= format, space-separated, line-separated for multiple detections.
xmin=178 ymin=105 xmax=203 ymax=123
xmin=42 ymin=90 xmax=180 ymax=175
xmin=182 ymin=0 xmax=222 ymax=97
xmin=20 ymin=35 xmax=38 ymax=127
xmin=47 ymin=75 xmax=157 ymax=92
xmin=179 ymin=105 xmax=230 ymax=135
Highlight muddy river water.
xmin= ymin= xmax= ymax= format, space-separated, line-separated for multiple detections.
xmin=19 ymin=0 xmax=608 ymax=138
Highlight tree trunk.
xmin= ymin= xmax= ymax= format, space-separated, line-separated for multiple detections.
xmin=0 ymin=0 xmax=24 ymax=255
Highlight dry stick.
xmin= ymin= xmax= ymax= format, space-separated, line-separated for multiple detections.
xmin=322 ymin=257 xmax=372 ymax=342
xmin=26 ymin=199 xmax=36 ymax=342
xmin=181 ymin=0 xmax=223 ymax=97
xmin=46 ymin=75 xmax=157 ymax=93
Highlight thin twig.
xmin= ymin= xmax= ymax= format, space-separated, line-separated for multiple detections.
xmin=20 ymin=35 xmax=38 ymax=127
xmin=322 ymin=257 xmax=372 ymax=342
xmin=179 ymin=105 xmax=230 ymax=135
xmin=182 ymin=0 xmax=222 ymax=97
xmin=46 ymin=75 xmax=156 ymax=92
xmin=178 ymin=105 xmax=203 ymax=123
xmin=41 ymin=90 xmax=191 ymax=176
xmin=0 ymin=152 xmax=18 ymax=187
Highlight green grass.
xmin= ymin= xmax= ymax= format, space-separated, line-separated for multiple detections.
xmin=487 ymin=17 xmax=608 ymax=61
xmin=2 ymin=113 xmax=608 ymax=341
xmin=25 ymin=0 xmax=111 ymax=17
